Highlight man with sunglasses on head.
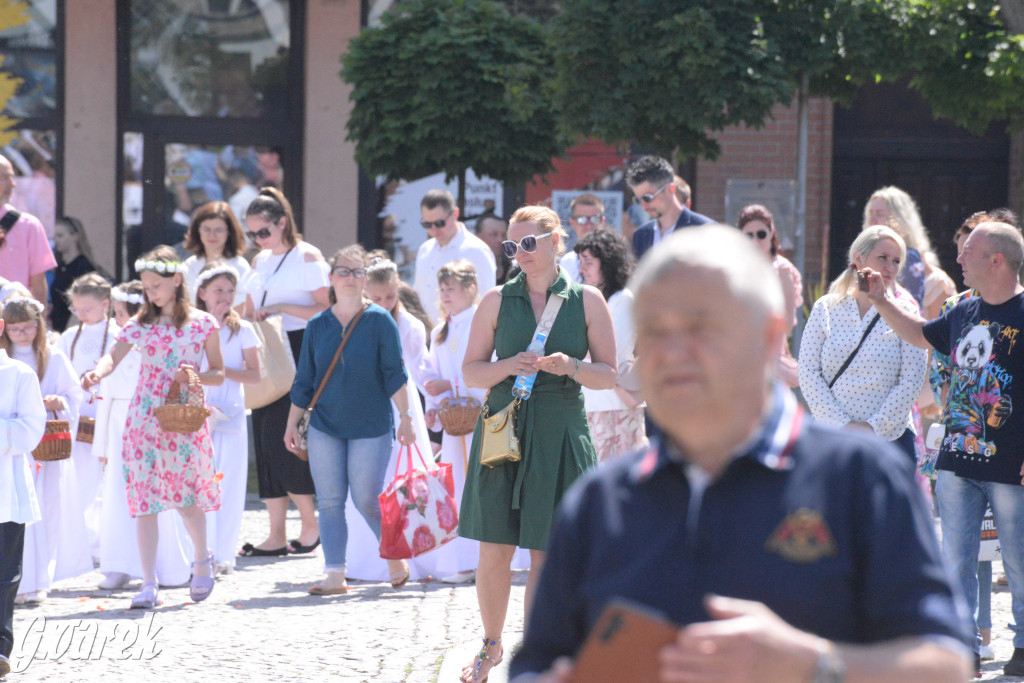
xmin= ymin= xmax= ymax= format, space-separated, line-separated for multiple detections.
xmin=560 ymin=193 xmax=608 ymax=283
xmin=627 ymin=155 xmax=712 ymax=260
xmin=413 ymin=189 xmax=496 ymax=322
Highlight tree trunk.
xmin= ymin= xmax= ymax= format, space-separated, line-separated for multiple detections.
xmin=457 ymin=170 xmax=466 ymax=216
xmin=999 ymin=1 xmax=1024 ymax=32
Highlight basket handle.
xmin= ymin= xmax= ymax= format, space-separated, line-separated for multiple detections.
xmin=166 ymin=367 xmax=204 ymax=407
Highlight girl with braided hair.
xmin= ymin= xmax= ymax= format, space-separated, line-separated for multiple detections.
xmin=57 ymin=272 xmax=116 ymax=557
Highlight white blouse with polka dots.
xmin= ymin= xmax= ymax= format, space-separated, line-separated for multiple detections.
xmin=798 ymin=293 xmax=927 ymax=440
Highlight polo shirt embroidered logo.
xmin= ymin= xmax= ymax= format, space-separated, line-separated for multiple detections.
xmin=764 ymin=508 xmax=837 ymax=563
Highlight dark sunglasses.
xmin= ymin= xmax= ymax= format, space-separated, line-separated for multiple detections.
xmin=331 ymin=266 xmax=366 ymax=279
xmin=632 ymin=182 xmax=671 ymax=205
xmin=421 ymin=212 xmax=453 ymax=230
xmin=570 ymin=214 xmax=604 ymax=226
xmin=246 ymin=228 xmax=272 ymax=240
xmin=501 ymin=232 xmax=553 ymax=259
xmin=745 ymin=229 xmax=769 ymax=240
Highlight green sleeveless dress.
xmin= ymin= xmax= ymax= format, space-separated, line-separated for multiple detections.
xmin=458 ymin=268 xmax=597 ymax=550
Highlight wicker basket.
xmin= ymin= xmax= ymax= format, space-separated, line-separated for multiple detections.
xmin=33 ymin=411 xmax=72 ymax=462
xmin=438 ymin=395 xmax=482 ymax=437
xmin=76 ymin=416 xmax=95 ymax=444
xmin=153 ymin=367 xmax=211 ymax=434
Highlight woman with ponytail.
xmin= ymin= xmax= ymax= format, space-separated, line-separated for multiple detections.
xmin=239 ymin=188 xmax=328 ymax=557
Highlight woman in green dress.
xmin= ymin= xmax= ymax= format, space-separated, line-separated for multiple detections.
xmin=459 ymin=205 xmax=617 ymax=682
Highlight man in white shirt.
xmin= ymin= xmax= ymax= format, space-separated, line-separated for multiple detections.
xmin=0 ymin=316 xmax=46 ymax=678
xmin=414 ymin=190 xmax=496 ymax=322
xmin=560 ymin=193 xmax=608 ymax=283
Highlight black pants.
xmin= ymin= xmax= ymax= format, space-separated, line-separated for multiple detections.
xmin=0 ymin=521 xmax=25 ymax=658
xmin=252 ymin=328 xmax=315 ymax=498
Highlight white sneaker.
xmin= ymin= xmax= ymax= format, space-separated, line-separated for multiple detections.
xmin=98 ymin=572 xmax=130 ymax=590
xmin=440 ymin=570 xmax=476 ymax=584
xmin=25 ymin=590 xmax=47 ymax=603
xmin=980 ymin=643 xmax=995 ymax=661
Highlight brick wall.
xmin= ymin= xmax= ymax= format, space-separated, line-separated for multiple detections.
xmin=693 ymin=97 xmax=834 ymax=292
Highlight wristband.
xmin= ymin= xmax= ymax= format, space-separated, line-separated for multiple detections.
xmin=570 ymin=357 xmax=582 ymax=379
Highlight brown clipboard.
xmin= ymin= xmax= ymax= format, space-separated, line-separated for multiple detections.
xmin=569 ymin=599 xmax=679 ymax=683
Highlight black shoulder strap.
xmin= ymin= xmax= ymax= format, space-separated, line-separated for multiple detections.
xmin=0 ymin=209 xmax=21 ymax=232
xmin=259 ymin=245 xmax=296 ymax=308
xmin=828 ymin=313 xmax=882 ymax=389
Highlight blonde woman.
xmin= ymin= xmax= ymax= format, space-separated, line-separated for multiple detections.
xmin=459 ymin=205 xmax=617 ymax=682
xmin=798 ymin=226 xmax=927 ymax=463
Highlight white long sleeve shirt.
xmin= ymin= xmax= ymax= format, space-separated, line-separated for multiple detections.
xmin=0 ymin=349 xmax=45 ymax=524
xmin=413 ymin=226 xmax=496 ymax=323
xmin=798 ymin=293 xmax=927 ymax=440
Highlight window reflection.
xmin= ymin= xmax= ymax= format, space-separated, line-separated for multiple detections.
xmin=5 ymin=129 xmax=56 ymax=237
xmin=130 ymin=0 xmax=290 ymax=118
xmin=0 ymin=0 xmax=57 ymax=119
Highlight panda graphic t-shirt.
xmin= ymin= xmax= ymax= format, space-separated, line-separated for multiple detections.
xmin=924 ymin=291 xmax=1024 ymax=485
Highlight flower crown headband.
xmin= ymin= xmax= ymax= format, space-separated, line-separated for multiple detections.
xmin=195 ymin=264 xmax=239 ymax=290
xmin=366 ymin=257 xmax=398 ymax=275
xmin=111 ymin=288 xmax=145 ymax=305
xmin=134 ymin=259 xmax=187 ymax=275
xmin=1 ymin=295 xmax=45 ymax=315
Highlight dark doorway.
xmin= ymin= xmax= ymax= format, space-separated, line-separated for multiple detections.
xmin=830 ymin=82 xmax=1009 ymax=289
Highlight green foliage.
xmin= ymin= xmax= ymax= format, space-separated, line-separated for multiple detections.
xmin=552 ymin=0 xmax=795 ymax=159
xmin=902 ymin=0 xmax=1024 ymax=133
xmin=341 ymin=0 xmax=563 ymax=187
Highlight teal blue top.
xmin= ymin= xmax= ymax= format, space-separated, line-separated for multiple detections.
xmin=291 ymin=304 xmax=408 ymax=439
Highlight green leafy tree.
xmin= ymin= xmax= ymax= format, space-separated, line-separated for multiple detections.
xmin=901 ymin=0 xmax=1024 ymax=135
xmin=342 ymin=0 xmax=564 ymax=209
xmin=551 ymin=0 xmax=796 ymax=160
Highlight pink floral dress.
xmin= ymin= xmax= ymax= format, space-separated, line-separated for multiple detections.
xmin=117 ymin=311 xmax=220 ymax=517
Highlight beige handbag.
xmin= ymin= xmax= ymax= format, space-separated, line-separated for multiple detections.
xmin=478 ymin=393 xmax=521 ymax=468
xmin=245 ymin=247 xmax=298 ymax=410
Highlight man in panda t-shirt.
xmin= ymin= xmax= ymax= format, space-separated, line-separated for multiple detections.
xmin=866 ymin=220 xmax=1024 ymax=676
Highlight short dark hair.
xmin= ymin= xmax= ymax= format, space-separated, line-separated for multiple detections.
xmin=574 ymin=229 xmax=634 ymax=300
xmin=626 ymin=155 xmax=674 ymax=188
xmin=421 ymin=189 xmax=456 ymax=213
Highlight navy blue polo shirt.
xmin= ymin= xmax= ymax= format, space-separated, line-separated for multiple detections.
xmin=510 ymin=386 xmax=969 ymax=676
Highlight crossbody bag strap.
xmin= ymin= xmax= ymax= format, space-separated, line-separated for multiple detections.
xmin=0 ymin=209 xmax=20 ymax=232
xmin=482 ymin=292 xmax=566 ymax=417
xmin=306 ymin=303 xmax=368 ymax=414
xmin=828 ymin=312 xmax=881 ymax=389
xmin=259 ymin=245 xmax=297 ymax=308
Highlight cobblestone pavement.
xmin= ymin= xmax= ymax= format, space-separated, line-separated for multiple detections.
xmin=8 ymin=499 xmax=1024 ymax=682
xmin=8 ymin=499 xmax=526 ymax=683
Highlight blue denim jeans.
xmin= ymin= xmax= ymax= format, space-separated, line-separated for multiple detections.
xmin=978 ymin=560 xmax=993 ymax=631
xmin=935 ymin=470 xmax=1024 ymax=649
xmin=306 ymin=426 xmax=393 ymax=573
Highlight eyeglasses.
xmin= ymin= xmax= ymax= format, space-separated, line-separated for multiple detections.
xmin=331 ymin=266 xmax=366 ymax=279
xmin=501 ymin=232 xmax=553 ymax=259
xmin=744 ymin=229 xmax=770 ymax=240
xmin=569 ymin=214 xmax=604 ymax=226
xmin=246 ymin=228 xmax=272 ymax=240
xmin=632 ymin=182 xmax=672 ymax=205
xmin=421 ymin=212 xmax=453 ymax=230
xmin=6 ymin=322 xmax=38 ymax=336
